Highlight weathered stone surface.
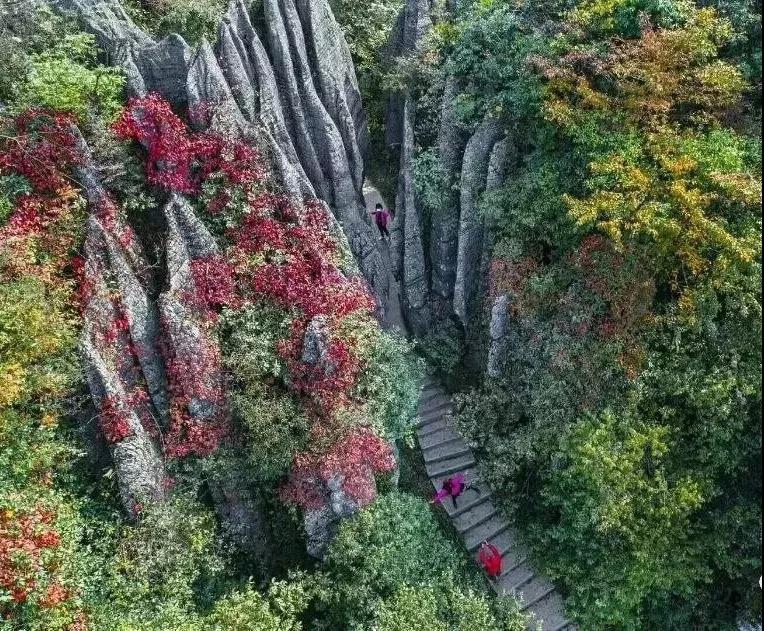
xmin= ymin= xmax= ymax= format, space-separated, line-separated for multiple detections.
xmin=73 ymin=128 xmax=170 ymax=423
xmin=487 ymin=295 xmax=510 ymax=378
xmin=394 ymin=96 xmax=430 ymax=334
xmin=135 ymin=35 xmax=192 ymax=107
xmin=79 ymin=216 xmax=167 ymax=514
xmin=186 ymin=38 xmax=243 ymax=123
xmin=301 ymin=315 xmax=333 ymax=372
xmin=462 ymin=135 xmax=514 ymax=373
xmin=218 ymin=0 xmax=315 ymax=199
xmin=453 ymin=116 xmax=505 ymax=325
xmin=295 ymin=0 xmax=368 ymax=186
xmin=160 ymin=195 xmax=225 ymax=421
xmin=303 ymin=476 xmax=361 ymax=558
xmin=383 ymin=0 xmax=433 ymax=147
xmin=430 ymin=75 xmax=468 ymax=300
xmin=486 ymin=137 xmax=513 ymax=191
xmin=262 ymin=0 xmax=332 ymax=200
xmin=207 ymin=465 xmax=273 ymax=575
xmin=53 ymin=0 xmax=392 ymax=311
xmin=164 ymin=194 xmax=219 ymax=285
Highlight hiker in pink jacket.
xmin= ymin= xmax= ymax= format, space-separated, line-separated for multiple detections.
xmin=372 ymin=203 xmax=390 ymax=239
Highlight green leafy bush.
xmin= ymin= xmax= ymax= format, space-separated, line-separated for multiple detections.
xmin=219 ymin=303 xmax=310 ymax=481
xmin=307 ymin=491 xmax=511 ymax=629
xmin=15 ymin=34 xmax=124 ymax=119
xmin=135 ymin=0 xmax=227 ymax=45
xmin=373 ymin=582 xmax=527 ymax=631
xmin=346 ymin=315 xmax=424 ymax=441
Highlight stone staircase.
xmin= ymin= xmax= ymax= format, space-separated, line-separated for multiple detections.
xmin=417 ymin=376 xmax=576 ymax=631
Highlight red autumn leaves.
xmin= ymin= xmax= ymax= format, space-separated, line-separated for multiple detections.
xmin=114 ymin=94 xmax=393 ymax=510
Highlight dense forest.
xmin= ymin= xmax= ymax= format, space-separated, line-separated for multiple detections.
xmin=0 ymin=0 xmax=760 ymax=629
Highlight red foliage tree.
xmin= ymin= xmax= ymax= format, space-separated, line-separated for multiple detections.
xmin=0 ymin=507 xmax=66 ymax=610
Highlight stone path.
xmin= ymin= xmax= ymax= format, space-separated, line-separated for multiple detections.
xmin=417 ymin=375 xmax=576 ymax=631
xmin=362 ymin=181 xmax=405 ymax=333
xmin=363 ymin=180 xmax=574 ymax=630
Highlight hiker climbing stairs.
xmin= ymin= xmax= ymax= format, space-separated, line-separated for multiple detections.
xmin=417 ymin=375 xmax=577 ymax=631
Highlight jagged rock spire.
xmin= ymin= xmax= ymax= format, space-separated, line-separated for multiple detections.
xmin=52 ymin=0 xmax=392 ymax=311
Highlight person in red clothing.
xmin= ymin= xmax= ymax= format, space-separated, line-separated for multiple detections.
xmin=478 ymin=541 xmax=503 ymax=579
xmin=372 ymin=203 xmax=390 ymax=239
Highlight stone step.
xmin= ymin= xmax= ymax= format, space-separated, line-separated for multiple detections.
xmin=415 ymin=377 xmax=573 ymax=631
xmin=498 ymin=564 xmax=536 ymax=596
xmin=422 ymin=435 xmax=464 ymax=452
xmin=423 ymin=446 xmax=472 ymax=466
xmin=437 ymin=486 xmax=485 ymax=512
xmin=416 ymin=415 xmax=449 ymax=432
xmin=528 ymin=590 xmax=573 ymax=631
xmin=427 ymin=455 xmax=476 ymax=479
xmin=416 ymin=407 xmax=452 ymax=428
xmin=454 ymin=501 xmax=498 ymax=535
xmin=448 ymin=493 xmax=491 ymax=519
xmin=465 ymin=517 xmax=511 ymax=553
xmin=419 ymin=421 xmax=457 ymax=441
xmin=499 ymin=554 xmax=529 ymax=579
xmin=417 ymin=400 xmax=453 ymax=421
xmin=518 ymin=577 xmax=559 ymax=614
xmin=418 ymin=404 xmax=453 ymax=423
xmin=419 ymin=390 xmax=448 ymax=409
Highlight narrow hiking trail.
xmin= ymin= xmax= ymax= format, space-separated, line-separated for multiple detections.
xmin=363 ymin=181 xmax=405 ymax=334
xmin=416 ymin=378 xmax=575 ymax=631
xmin=363 ymin=181 xmax=575 ymax=631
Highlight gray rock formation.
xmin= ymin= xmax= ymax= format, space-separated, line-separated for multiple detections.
xmin=383 ymin=0 xmax=521 ymax=351
xmin=159 ymin=194 xmax=226 ymax=422
xmin=216 ymin=0 xmax=315 ymax=199
xmin=53 ymin=0 xmax=391 ymax=311
xmin=73 ymin=128 xmax=168 ymax=514
xmin=301 ymin=315 xmax=334 ymax=374
xmin=207 ymin=467 xmax=274 ymax=576
xmin=303 ymin=475 xmax=360 ymax=558
xmin=453 ymin=116 xmax=505 ymax=325
xmin=487 ymin=294 xmax=510 ymax=378
xmin=429 ymin=75 xmax=468 ymax=301
xmin=384 ymin=0 xmax=433 ymax=147
xmin=72 ymin=129 xmax=171 ymax=425
xmin=393 ymin=96 xmax=430 ymax=334
xmin=295 ymin=0 xmax=368 ymax=188
xmin=80 ymin=218 xmax=168 ymax=515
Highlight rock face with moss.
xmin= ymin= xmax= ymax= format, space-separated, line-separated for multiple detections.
xmin=75 ymin=133 xmax=168 ymax=514
xmin=53 ymin=0 xmax=393 ymax=311
xmin=383 ymin=0 xmax=433 ymax=148
xmin=384 ymin=0 xmax=517 ymax=343
xmin=392 ymin=96 xmax=430 ymax=334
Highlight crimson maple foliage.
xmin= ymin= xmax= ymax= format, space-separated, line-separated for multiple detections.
xmin=113 ymin=93 xmax=265 ymax=194
xmin=112 ymin=94 xmax=393 ymax=509
xmin=0 ymin=507 xmax=65 ymax=608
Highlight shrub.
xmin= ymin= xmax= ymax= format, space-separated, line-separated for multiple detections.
xmin=0 ymin=278 xmax=78 ymax=408
xmin=344 ymin=314 xmax=424 ymax=441
xmin=312 ymin=491 xmax=481 ymax=628
xmin=152 ymin=0 xmax=227 ymax=45
xmin=373 ymin=582 xmax=527 ymax=631
xmin=220 ymin=303 xmax=310 ymax=481
xmin=206 ymin=582 xmax=308 ymax=631
xmin=15 ymin=34 xmax=124 ymax=120
xmin=528 ymin=410 xmax=705 ymax=628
